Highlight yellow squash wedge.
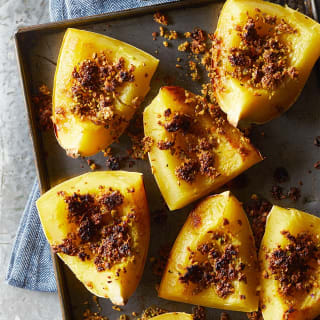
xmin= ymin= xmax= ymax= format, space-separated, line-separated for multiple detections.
xmin=144 ymin=86 xmax=262 ymax=210
xmin=259 ymin=205 xmax=320 ymax=320
xmin=36 ymin=171 xmax=150 ymax=305
xmin=53 ymin=28 xmax=159 ymax=157
xmin=212 ymin=0 xmax=320 ymax=126
xmin=159 ymin=191 xmax=259 ymax=312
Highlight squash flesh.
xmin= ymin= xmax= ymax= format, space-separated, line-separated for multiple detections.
xmin=36 ymin=171 xmax=150 ymax=305
xmin=259 ymin=206 xmax=320 ymax=320
xmin=158 ymin=191 xmax=259 ymax=312
xmin=143 ymin=86 xmax=262 ymax=210
xmin=53 ymin=28 xmax=159 ymax=157
xmin=213 ymin=0 xmax=320 ymax=125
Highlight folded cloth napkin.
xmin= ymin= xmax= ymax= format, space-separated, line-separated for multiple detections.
xmin=6 ymin=0 xmax=178 ymax=292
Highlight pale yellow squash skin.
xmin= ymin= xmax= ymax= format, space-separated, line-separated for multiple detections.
xmin=144 ymin=86 xmax=262 ymax=211
xmin=158 ymin=191 xmax=259 ymax=312
xmin=214 ymin=0 xmax=320 ymax=126
xmin=36 ymin=171 xmax=150 ymax=305
xmin=150 ymin=313 xmax=193 ymax=320
xmin=53 ymin=28 xmax=159 ymax=157
xmin=259 ymin=206 xmax=320 ymax=320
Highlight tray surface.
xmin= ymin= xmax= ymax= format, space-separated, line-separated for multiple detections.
xmin=15 ymin=1 xmax=320 ymax=319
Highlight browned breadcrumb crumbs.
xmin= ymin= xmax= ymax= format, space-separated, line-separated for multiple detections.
xmin=189 ymin=61 xmax=200 ymax=81
xmin=288 ymin=186 xmax=301 ymax=201
xmin=212 ymin=14 xmax=299 ymax=92
xmin=244 ymin=195 xmax=272 ymax=249
xmin=105 ymin=156 xmax=120 ymax=170
xmin=179 ymin=231 xmax=246 ymax=298
xmin=68 ymin=52 xmax=136 ymax=126
xmin=163 ymin=41 xmax=169 ymax=47
xmin=271 ymin=185 xmax=287 ymax=200
xmin=246 ymin=310 xmax=263 ymax=320
xmin=87 ymin=159 xmax=98 ymax=171
xmin=140 ymin=306 xmax=167 ymax=320
xmin=126 ymin=115 xmax=154 ymax=160
xmin=314 ymin=136 xmax=320 ymax=147
xmin=153 ymin=12 xmax=168 ymax=25
xmin=192 ymin=306 xmax=206 ymax=320
xmin=178 ymin=41 xmax=190 ymax=52
xmin=267 ymin=231 xmax=320 ymax=297
xmin=83 ymin=309 xmax=108 ymax=320
xmin=53 ymin=189 xmax=136 ymax=272
xmin=32 ymin=84 xmax=53 ymax=131
xmin=155 ymin=90 xmax=250 ymax=184
xmin=119 ymin=315 xmax=128 ymax=320
xmin=112 ymin=306 xmax=122 ymax=311
xmin=314 ymin=160 xmax=320 ymax=169
xmin=150 ymin=244 xmax=171 ymax=276
xmin=220 ymin=312 xmax=230 ymax=320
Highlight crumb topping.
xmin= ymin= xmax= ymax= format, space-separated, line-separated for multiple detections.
xmin=69 ymin=52 xmax=136 ymax=125
xmin=53 ymin=188 xmax=135 ymax=272
xmin=153 ymin=90 xmax=253 ymax=184
xmin=212 ymin=14 xmax=299 ymax=91
xmin=267 ymin=231 xmax=320 ymax=297
xmin=179 ymin=232 xmax=246 ymax=298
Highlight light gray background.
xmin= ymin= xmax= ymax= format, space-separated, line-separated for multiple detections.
xmin=0 ymin=1 xmax=61 ymax=319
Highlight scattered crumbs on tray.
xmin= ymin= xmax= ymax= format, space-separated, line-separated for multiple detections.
xmin=105 ymin=155 xmax=121 ymax=170
xmin=314 ymin=136 xmax=320 ymax=146
xmin=246 ymin=310 xmax=263 ymax=320
xmin=244 ymin=195 xmax=272 ymax=250
xmin=87 ymin=159 xmax=99 ymax=171
xmin=112 ymin=305 xmax=122 ymax=312
xmin=83 ymin=309 xmax=108 ymax=320
xmin=192 ymin=306 xmax=206 ymax=320
xmin=314 ymin=160 xmax=320 ymax=169
xmin=220 ymin=312 xmax=230 ymax=320
xmin=32 ymin=84 xmax=53 ymax=131
xmin=150 ymin=244 xmax=171 ymax=277
xmin=271 ymin=185 xmax=301 ymax=201
xmin=140 ymin=306 xmax=167 ymax=320
xmin=153 ymin=12 xmax=169 ymax=26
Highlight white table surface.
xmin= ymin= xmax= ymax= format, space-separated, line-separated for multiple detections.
xmin=0 ymin=0 xmax=61 ymax=319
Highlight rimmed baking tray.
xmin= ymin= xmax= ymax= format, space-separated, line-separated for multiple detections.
xmin=15 ymin=0 xmax=320 ymax=319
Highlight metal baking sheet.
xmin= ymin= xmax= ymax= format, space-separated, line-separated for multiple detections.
xmin=15 ymin=0 xmax=320 ymax=319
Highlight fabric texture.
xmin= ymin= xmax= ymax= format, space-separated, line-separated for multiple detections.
xmin=49 ymin=0 xmax=179 ymax=21
xmin=6 ymin=0 xmax=178 ymax=292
